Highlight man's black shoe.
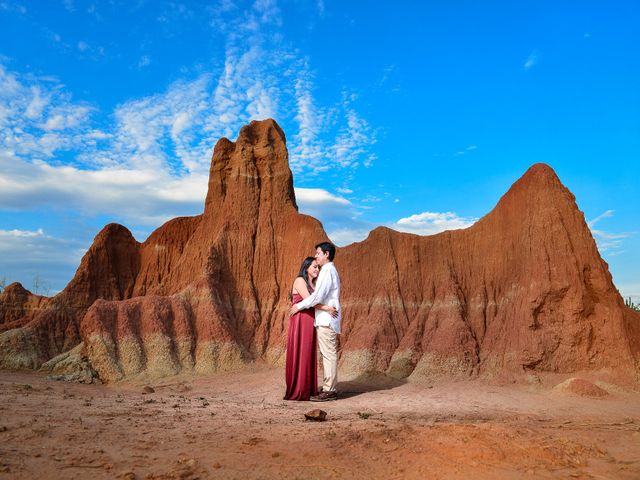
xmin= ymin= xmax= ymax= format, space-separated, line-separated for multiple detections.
xmin=310 ymin=391 xmax=338 ymax=402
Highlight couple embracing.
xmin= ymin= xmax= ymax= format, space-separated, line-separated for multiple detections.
xmin=284 ymin=242 xmax=341 ymax=402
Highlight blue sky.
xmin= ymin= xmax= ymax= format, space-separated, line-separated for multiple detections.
xmin=0 ymin=0 xmax=638 ymax=302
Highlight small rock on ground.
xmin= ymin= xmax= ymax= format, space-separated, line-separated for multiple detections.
xmin=304 ymin=409 xmax=327 ymax=421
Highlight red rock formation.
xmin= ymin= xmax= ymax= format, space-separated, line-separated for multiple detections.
xmin=337 ymin=164 xmax=640 ymax=382
xmin=80 ymin=120 xmax=327 ymax=381
xmin=0 ymin=224 xmax=141 ymax=369
xmin=0 ymin=283 xmax=49 ymax=331
xmin=1 ymin=119 xmax=638 ymax=383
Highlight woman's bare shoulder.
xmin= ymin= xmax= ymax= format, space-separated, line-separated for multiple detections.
xmin=292 ymin=276 xmax=304 ymax=292
xmin=292 ymin=277 xmax=310 ymax=296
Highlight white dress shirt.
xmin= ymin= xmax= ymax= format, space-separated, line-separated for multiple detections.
xmin=294 ymin=261 xmax=341 ymax=333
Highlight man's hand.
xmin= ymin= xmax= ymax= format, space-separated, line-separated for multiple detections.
xmin=288 ymin=304 xmax=299 ymax=317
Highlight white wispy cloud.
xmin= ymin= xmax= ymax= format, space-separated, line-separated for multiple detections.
xmin=394 ymin=211 xmax=478 ymax=235
xmin=290 ymin=84 xmax=378 ymax=173
xmin=0 ymin=1 xmax=27 ymax=14
xmin=75 ymin=40 xmax=105 ymax=58
xmin=587 ymin=209 xmax=614 ymax=228
xmin=0 ymin=150 xmax=207 ymax=225
xmin=295 ymin=187 xmax=358 ymax=226
xmin=0 ymin=228 xmax=45 ymax=238
xmin=210 ymin=0 xmax=377 ymax=175
xmin=590 ymin=230 xmax=629 ymax=252
xmin=294 ymin=187 xmax=376 ymax=247
xmin=588 ymin=210 xmax=630 ymax=253
xmin=377 ymin=64 xmax=395 ymax=86
xmin=450 ymin=144 xmax=479 ymax=157
xmin=138 ymin=55 xmax=151 ymax=68
xmin=105 ymin=74 xmax=217 ymax=173
xmin=524 ymin=50 xmax=538 ymax=70
xmin=295 ymin=188 xmax=350 ymax=207
xmin=0 ymin=63 xmax=93 ymax=158
xmin=0 ymin=0 xmax=380 ymax=289
xmin=156 ymin=1 xmax=195 ymax=24
xmin=291 ymin=72 xmax=325 ymax=170
xmin=0 ymin=57 xmax=345 ymax=227
xmin=332 ymin=109 xmax=377 ymax=168
xmin=320 ymin=209 xmax=479 ymax=247
xmin=327 ymin=227 xmax=372 ymax=246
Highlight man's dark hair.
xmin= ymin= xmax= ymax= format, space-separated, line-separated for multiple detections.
xmin=315 ymin=241 xmax=336 ymax=261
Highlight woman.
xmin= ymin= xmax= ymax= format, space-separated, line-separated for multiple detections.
xmin=284 ymin=257 xmax=337 ymax=401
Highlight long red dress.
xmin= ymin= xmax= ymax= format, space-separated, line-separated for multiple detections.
xmin=284 ymin=293 xmax=318 ymax=401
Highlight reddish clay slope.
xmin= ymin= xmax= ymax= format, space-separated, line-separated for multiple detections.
xmin=337 ymin=164 xmax=639 ymax=381
xmin=0 ymin=283 xmax=49 ymax=331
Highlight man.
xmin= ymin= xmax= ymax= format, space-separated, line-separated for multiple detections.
xmin=289 ymin=242 xmax=341 ymax=401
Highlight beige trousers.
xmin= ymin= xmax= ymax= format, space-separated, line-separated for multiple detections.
xmin=316 ymin=326 xmax=338 ymax=392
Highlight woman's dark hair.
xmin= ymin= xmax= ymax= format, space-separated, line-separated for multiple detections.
xmin=291 ymin=256 xmax=315 ymax=300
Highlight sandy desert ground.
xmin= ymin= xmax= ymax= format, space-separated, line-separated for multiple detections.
xmin=1 ymin=367 xmax=639 ymax=480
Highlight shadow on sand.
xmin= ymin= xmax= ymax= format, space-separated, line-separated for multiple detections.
xmin=336 ymin=373 xmax=406 ymax=399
